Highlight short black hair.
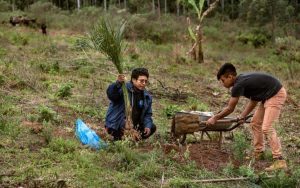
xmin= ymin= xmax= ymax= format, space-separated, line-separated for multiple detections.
xmin=131 ymin=68 xmax=149 ymax=80
xmin=217 ymin=63 xmax=237 ymax=80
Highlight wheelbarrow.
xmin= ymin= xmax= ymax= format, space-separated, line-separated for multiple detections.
xmin=171 ymin=111 xmax=253 ymax=146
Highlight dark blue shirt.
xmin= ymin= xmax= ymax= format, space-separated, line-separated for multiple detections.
xmin=105 ymin=81 xmax=153 ymax=130
xmin=231 ymin=73 xmax=282 ymax=101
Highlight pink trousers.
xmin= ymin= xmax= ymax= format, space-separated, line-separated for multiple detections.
xmin=250 ymin=87 xmax=287 ymax=159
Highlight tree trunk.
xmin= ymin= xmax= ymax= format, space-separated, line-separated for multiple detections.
xmin=176 ymin=0 xmax=180 ymax=16
xmin=152 ymin=0 xmax=155 ymax=14
xmin=271 ymin=2 xmax=275 ymax=42
xmin=11 ymin=0 xmax=15 ymax=11
xmin=77 ymin=0 xmax=80 ymax=10
xmin=197 ymin=26 xmax=204 ymax=64
xmin=157 ymin=0 xmax=161 ymax=17
xmin=124 ymin=0 xmax=127 ymax=9
xmin=164 ymin=0 xmax=167 ymax=14
xmin=221 ymin=0 xmax=224 ymax=13
xmin=66 ymin=0 xmax=69 ymax=10
xmin=221 ymin=0 xmax=225 ymax=22
xmin=231 ymin=0 xmax=234 ymax=19
xmin=207 ymin=0 xmax=210 ymax=6
xmin=104 ymin=0 xmax=107 ymax=11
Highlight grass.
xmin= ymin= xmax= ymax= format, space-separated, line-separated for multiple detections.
xmin=0 ymin=8 xmax=300 ymax=188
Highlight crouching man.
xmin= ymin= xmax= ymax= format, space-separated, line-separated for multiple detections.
xmin=207 ymin=63 xmax=287 ymax=171
xmin=105 ymin=68 xmax=156 ymax=141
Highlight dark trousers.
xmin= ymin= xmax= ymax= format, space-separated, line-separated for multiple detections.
xmin=107 ymin=124 xmax=156 ymax=141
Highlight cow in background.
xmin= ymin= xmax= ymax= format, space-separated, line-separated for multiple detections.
xmin=9 ymin=16 xmax=47 ymax=35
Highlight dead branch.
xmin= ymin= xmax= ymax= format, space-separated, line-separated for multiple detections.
xmin=200 ymin=0 xmax=220 ymax=23
xmin=163 ymin=175 xmax=275 ymax=186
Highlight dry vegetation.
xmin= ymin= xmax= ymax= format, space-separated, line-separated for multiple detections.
xmin=0 ymin=5 xmax=300 ymax=188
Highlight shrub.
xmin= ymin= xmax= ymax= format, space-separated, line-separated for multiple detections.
xmin=260 ymin=170 xmax=299 ymax=188
xmin=237 ymin=29 xmax=271 ymax=48
xmin=38 ymin=61 xmax=60 ymax=74
xmin=108 ymin=140 xmax=146 ymax=171
xmin=0 ymin=74 xmax=5 ymax=86
xmin=0 ymin=116 xmax=20 ymax=138
xmin=56 ymin=83 xmax=73 ymax=99
xmin=0 ymin=1 xmax=11 ymax=11
xmin=30 ymin=1 xmax=58 ymax=11
xmin=231 ymin=131 xmax=250 ymax=161
xmin=0 ymin=47 xmax=7 ymax=58
xmin=237 ymin=32 xmax=268 ymax=48
xmin=0 ymin=101 xmax=21 ymax=138
xmin=11 ymin=33 xmax=29 ymax=46
xmin=274 ymin=36 xmax=300 ymax=79
xmin=42 ymin=121 xmax=53 ymax=144
xmin=186 ymin=97 xmax=209 ymax=111
xmin=38 ymin=105 xmax=57 ymax=122
xmin=126 ymin=14 xmax=182 ymax=44
xmin=70 ymin=58 xmax=89 ymax=70
xmin=48 ymin=137 xmax=77 ymax=154
xmin=29 ymin=1 xmax=60 ymax=19
xmin=164 ymin=104 xmax=181 ymax=118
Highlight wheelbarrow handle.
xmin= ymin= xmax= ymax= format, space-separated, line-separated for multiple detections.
xmin=199 ymin=114 xmax=253 ymax=125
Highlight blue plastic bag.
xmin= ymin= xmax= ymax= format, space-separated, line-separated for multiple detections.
xmin=75 ymin=119 xmax=107 ymax=150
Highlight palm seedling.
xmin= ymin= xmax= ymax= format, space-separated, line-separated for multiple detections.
xmin=87 ymin=19 xmax=140 ymax=140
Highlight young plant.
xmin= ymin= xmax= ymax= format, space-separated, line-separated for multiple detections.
xmin=56 ymin=83 xmax=73 ymax=99
xmin=186 ymin=0 xmax=219 ymax=63
xmin=87 ymin=19 xmax=139 ymax=140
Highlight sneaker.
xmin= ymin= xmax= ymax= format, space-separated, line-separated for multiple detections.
xmin=265 ymin=159 xmax=288 ymax=171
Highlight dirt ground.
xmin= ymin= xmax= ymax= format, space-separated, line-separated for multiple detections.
xmin=162 ymin=141 xmax=272 ymax=171
xmin=20 ymin=121 xmax=276 ymax=172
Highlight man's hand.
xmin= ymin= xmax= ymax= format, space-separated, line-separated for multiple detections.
xmin=206 ymin=116 xmax=217 ymax=126
xmin=117 ymin=74 xmax=126 ymax=83
xmin=144 ymin=127 xmax=151 ymax=136
xmin=237 ymin=116 xmax=246 ymax=124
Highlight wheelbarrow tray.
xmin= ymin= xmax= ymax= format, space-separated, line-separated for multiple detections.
xmin=171 ymin=111 xmax=247 ymax=137
xmin=171 ymin=111 xmax=252 ymax=145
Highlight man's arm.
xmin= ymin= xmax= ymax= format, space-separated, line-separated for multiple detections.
xmin=106 ymin=81 xmax=123 ymax=102
xmin=107 ymin=74 xmax=126 ymax=102
xmin=239 ymin=100 xmax=258 ymax=119
xmin=207 ymin=97 xmax=239 ymax=125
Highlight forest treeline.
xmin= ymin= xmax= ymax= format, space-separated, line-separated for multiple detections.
xmin=0 ymin=0 xmax=300 ymax=41
xmin=1 ymin=0 xmax=299 ymax=24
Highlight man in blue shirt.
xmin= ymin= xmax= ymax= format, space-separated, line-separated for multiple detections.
xmin=105 ymin=68 xmax=156 ymax=141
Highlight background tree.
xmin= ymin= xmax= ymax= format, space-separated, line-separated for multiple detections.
xmin=187 ymin=0 xmax=219 ymax=63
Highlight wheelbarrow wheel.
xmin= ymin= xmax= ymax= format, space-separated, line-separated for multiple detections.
xmin=178 ymin=134 xmax=187 ymax=144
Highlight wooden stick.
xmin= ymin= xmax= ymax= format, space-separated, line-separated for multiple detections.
xmin=163 ymin=175 xmax=274 ymax=185
xmin=188 ymin=175 xmax=274 ymax=183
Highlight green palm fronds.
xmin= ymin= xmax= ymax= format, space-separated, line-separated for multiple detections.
xmin=87 ymin=19 xmax=133 ymax=130
xmin=89 ymin=19 xmax=126 ymax=74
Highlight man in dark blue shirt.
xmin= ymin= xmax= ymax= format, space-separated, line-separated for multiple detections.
xmin=207 ymin=63 xmax=287 ymax=171
xmin=105 ymin=68 xmax=156 ymax=141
